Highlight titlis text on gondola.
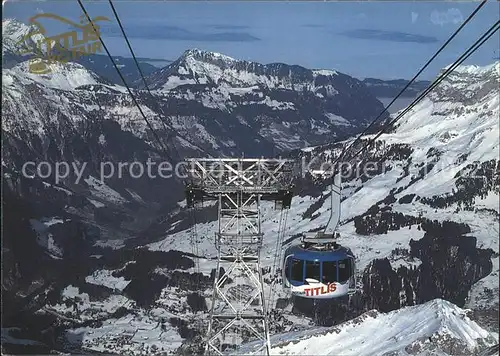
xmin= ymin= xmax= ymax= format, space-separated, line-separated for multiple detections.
xmin=304 ymin=283 xmax=337 ymax=297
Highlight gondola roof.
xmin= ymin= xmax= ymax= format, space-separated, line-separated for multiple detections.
xmin=285 ymin=244 xmax=353 ymax=262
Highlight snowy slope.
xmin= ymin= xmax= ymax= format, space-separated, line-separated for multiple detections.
xmin=240 ymin=299 xmax=498 ymax=355
xmin=1 ymin=18 xmax=161 ymax=84
xmin=2 ymin=18 xmax=47 ymax=57
xmin=147 ymin=61 xmax=499 ymax=343
xmin=4 ymin=61 xmax=105 ymax=91
xmin=151 ymin=49 xmax=341 ymax=93
xmin=150 ymin=62 xmax=499 ymax=283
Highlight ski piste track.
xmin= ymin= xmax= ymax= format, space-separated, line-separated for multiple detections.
xmin=4 ymin=0 xmax=498 ymax=354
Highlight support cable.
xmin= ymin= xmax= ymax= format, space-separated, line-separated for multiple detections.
xmin=267 ymin=207 xmax=289 ymax=314
xmin=107 ymin=0 xmax=210 ymax=158
xmin=107 ymin=0 xmax=207 ymax=280
xmin=344 ymin=20 xmax=500 ymax=164
xmin=273 ymin=208 xmax=288 ymax=308
xmin=334 ymin=0 xmax=487 ymax=164
xmin=76 ymin=0 xmax=176 ymax=163
xmin=78 ymin=0 xmax=207 ymax=287
xmin=267 ymin=208 xmax=284 ymax=304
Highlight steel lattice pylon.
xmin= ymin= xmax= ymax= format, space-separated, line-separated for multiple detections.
xmin=184 ymin=158 xmax=294 ymax=355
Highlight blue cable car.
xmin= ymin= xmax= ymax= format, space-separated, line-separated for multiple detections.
xmin=282 ymin=233 xmax=356 ymax=299
xmin=281 ymin=172 xmax=357 ymax=299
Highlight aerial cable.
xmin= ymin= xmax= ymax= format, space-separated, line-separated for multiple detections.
xmin=323 ymin=19 xmax=498 ymax=241
xmin=194 ymin=200 xmax=201 ymax=275
xmin=272 ymin=209 xmax=284 ymax=275
xmin=267 ymin=208 xmax=284 ymax=304
xmin=106 ymin=0 xmax=210 ymax=285
xmin=267 ymin=207 xmax=289 ymax=311
xmin=78 ymin=1 xmax=203 ymax=271
xmin=76 ymin=0 xmax=177 ymax=165
xmin=106 ymin=0 xmax=181 ymax=161
xmin=278 ymin=209 xmax=289 ymax=269
xmin=274 ymin=209 xmax=289 ymax=309
xmin=269 ymin=209 xmax=287 ymax=311
xmin=188 ymin=201 xmax=202 ymax=290
xmin=197 ymin=199 xmax=203 ymax=269
xmin=335 ymin=0 xmax=488 ymax=165
xmin=345 ymin=19 xmax=499 ymax=164
xmin=276 ymin=209 xmax=289 ymax=295
xmin=78 ymin=0 xmax=204 ymax=292
xmin=107 ymin=0 xmax=211 ymax=160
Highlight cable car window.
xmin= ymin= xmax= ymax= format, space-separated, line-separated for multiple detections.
xmin=338 ymin=259 xmax=352 ymax=282
xmin=305 ymin=260 xmax=320 ymax=281
xmin=322 ymin=261 xmax=337 ymax=283
xmin=291 ymin=259 xmax=303 ymax=281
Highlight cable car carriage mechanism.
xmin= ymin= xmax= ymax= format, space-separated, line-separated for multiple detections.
xmin=282 ymin=172 xmax=357 ymax=299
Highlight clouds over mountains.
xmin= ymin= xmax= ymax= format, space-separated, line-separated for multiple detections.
xmin=102 ymin=24 xmax=260 ymax=42
xmin=339 ymin=29 xmax=438 ymax=44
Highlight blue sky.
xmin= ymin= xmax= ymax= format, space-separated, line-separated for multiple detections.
xmin=3 ymin=1 xmax=499 ymax=80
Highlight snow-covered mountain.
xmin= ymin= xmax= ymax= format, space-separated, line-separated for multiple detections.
xmin=140 ymin=48 xmax=386 ymax=150
xmin=240 ymin=299 xmax=498 ymax=355
xmin=2 ymin=17 xmax=499 ymax=356
xmin=2 ymin=17 xmax=390 ymax=355
xmin=141 ymin=61 xmax=499 ymax=353
xmin=2 ymin=18 xmax=47 ymax=59
xmin=2 ymin=18 xmax=388 ymax=154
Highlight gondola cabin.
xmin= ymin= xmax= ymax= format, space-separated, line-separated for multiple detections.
xmin=282 ymin=238 xmax=356 ymax=299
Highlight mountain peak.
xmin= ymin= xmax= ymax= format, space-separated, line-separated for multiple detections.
xmin=150 ymin=48 xmax=353 ymax=94
xmin=180 ymin=48 xmax=237 ymax=64
xmin=2 ymin=18 xmax=48 ymax=57
xmin=2 ymin=18 xmax=32 ymax=37
xmin=443 ymin=61 xmax=500 ymax=77
xmin=4 ymin=60 xmax=109 ymax=91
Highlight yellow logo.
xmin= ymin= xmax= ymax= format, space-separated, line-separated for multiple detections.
xmin=15 ymin=13 xmax=111 ymax=74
